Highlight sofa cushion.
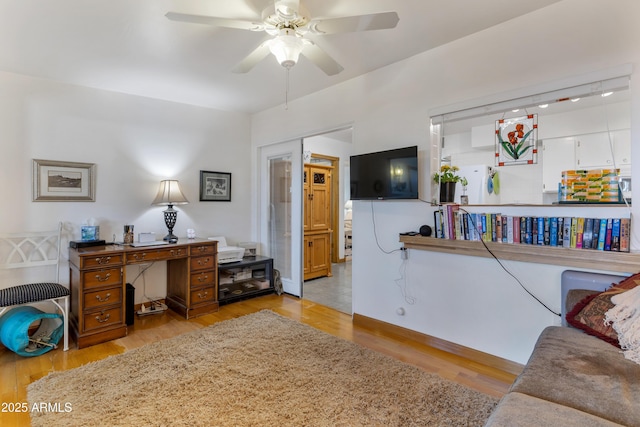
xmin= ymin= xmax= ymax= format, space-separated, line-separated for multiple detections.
xmin=565 ymin=274 xmax=640 ymax=346
xmin=612 ymin=272 xmax=640 ymax=291
xmin=485 ymin=392 xmax=623 ymax=426
xmin=565 ymin=289 xmax=600 ymax=315
xmin=566 ymin=291 xmax=621 ymax=346
xmin=510 ymin=326 xmax=640 ymax=427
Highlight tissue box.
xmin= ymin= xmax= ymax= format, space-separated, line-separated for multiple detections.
xmin=81 ymin=226 xmax=100 ymax=241
xmin=138 ymin=232 xmax=156 ymax=243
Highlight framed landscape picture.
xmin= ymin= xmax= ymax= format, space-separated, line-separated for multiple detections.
xmin=200 ymin=170 xmax=231 ymax=202
xmin=32 ymin=159 xmax=96 ymax=202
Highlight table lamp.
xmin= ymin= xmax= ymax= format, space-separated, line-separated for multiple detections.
xmin=152 ymin=180 xmax=189 ymax=242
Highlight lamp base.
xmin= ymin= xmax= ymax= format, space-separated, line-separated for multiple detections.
xmin=163 ymin=205 xmax=179 ymax=243
xmin=163 ymin=233 xmax=179 ymax=243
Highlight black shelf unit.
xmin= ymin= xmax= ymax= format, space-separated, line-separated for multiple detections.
xmin=218 ymin=255 xmax=274 ymax=305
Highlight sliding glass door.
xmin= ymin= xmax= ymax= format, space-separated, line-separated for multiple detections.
xmin=259 ymin=140 xmax=303 ymax=297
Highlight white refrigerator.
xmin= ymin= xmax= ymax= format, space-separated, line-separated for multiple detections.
xmin=454 ymin=165 xmax=501 ymax=204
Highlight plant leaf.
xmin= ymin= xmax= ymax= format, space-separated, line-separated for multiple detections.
xmin=517 ymin=145 xmax=533 ymax=157
xmin=500 ymin=141 xmax=516 ymax=159
xmin=514 ymin=130 xmax=533 ymax=152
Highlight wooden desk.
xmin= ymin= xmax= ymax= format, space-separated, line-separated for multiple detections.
xmin=69 ymin=239 xmax=218 ymax=348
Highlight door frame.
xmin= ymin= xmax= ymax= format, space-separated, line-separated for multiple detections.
xmin=310 ymin=153 xmax=343 ymax=263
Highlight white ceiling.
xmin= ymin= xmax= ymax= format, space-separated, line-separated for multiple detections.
xmin=0 ymin=0 xmax=562 ymax=114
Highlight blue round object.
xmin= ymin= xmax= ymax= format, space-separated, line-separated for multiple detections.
xmin=0 ymin=306 xmax=63 ymax=356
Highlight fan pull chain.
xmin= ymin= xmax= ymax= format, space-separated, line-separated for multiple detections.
xmin=285 ymin=67 xmax=290 ymax=110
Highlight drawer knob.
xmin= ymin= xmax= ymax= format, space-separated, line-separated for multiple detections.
xmin=95 ymin=313 xmax=111 ymax=323
xmin=133 ymin=253 xmax=147 ymax=260
xmin=197 ymin=291 xmax=209 ymax=299
xmin=95 ymin=292 xmax=111 ymax=302
xmin=198 ymin=258 xmax=210 ymax=265
xmin=170 ymin=249 xmax=184 ymax=256
xmin=95 ymin=256 xmax=112 ymax=264
xmin=95 ymin=273 xmax=111 ymax=282
xmin=197 ymin=275 xmax=209 ymax=282
xmin=198 ymin=246 xmax=208 ymax=252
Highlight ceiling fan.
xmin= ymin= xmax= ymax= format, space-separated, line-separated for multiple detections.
xmin=165 ymin=0 xmax=399 ymax=76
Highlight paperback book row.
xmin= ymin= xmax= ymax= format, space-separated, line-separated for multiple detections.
xmin=433 ymin=204 xmax=631 ymax=252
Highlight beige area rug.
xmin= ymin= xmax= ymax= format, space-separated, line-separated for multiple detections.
xmin=28 ymin=310 xmax=497 ymax=426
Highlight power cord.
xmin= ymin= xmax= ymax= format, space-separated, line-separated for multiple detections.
xmin=599 ymin=89 xmax=636 ymax=246
xmin=370 ymin=201 xmax=402 ymax=255
xmin=459 ymin=207 xmax=561 ymax=317
xmin=395 ymin=258 xmax=416 ymax=305
xmin=129 ymin=262 xmax=166 ymax=310
xmin=369 ymin=201 xmax=416 ymax=303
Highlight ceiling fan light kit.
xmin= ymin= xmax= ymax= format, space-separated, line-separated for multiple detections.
xmin=268 ymin=29 xmax=304 ymax=68
xmin=166 ymin=0 xmax=399 ymax=75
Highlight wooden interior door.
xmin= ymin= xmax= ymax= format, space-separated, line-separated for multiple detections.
xmin=309 ymin=166 xmax=332 ymax=231
xmin=304 ymin=231 xmax=331 ymax=280
xmin=308 ymin=232 xmax=330 ymax=274
xmin=303 ymin=167 xmax=311 ymax=231
xmin=303 ymin=162 xmax=333 ymax=281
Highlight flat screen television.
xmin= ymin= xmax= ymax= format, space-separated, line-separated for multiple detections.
xmin=350 ymin=146 xmax=419 ymax=200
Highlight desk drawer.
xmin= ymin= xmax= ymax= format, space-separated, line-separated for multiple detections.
xmin=127 ymin=247 xmax=188 ymax=263
xmin=190 ymin=244 xmax=216 ymax=256
xmin=191 ymin=270 xmax=215 ymax=287
xmin=83 ymin=307 xmax=122 ymax=331
xmin=84 ymin=286 xmax=122 ymax=310
xmin=190 ymin=255 xmax=214 ymax=271
xmin=81 ymin=253 xmax=124 ymax=269
xmin=190 ymin=285 xmax=215 ymax=305
xmin=83 ymin=267 xmax=122 ymax=290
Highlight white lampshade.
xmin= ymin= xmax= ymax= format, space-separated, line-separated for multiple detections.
xmin=152 ymin=180 xmax=189 ymax=206
xmin=269 ymin=31 xmax=304 ymax=69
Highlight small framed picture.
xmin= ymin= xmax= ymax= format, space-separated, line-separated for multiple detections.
xmin=200 ymin=171 xmax=231 ymax=202
xmin=33 ymin=159 xmax=96 ymax=202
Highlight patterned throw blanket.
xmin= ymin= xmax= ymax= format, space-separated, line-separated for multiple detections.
xmin=606 ymin=285 xmax=640 ymax=364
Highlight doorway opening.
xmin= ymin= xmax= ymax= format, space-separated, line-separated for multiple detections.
xmin=301 ymin=128 xmax=353 ymax=314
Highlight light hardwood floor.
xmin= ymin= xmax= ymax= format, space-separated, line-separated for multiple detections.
xmin=0 ymin=294 xmax=518 ymax=426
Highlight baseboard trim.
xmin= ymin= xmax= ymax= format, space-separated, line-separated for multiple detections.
xmin=352 ymin=313 xmax=523 ymax=376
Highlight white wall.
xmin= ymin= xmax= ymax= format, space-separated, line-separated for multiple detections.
xmin=251 ymin=0 xmax=640 ymax=363
xmin=0 ymin=71 xmax=252 ymax=303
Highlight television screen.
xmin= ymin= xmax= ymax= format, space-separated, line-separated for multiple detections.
xmin=350 ymin=146 xmax=419 ymax=200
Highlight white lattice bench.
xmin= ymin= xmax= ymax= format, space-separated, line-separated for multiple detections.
xmin=0 ymin=224 xmax=70 ymax=352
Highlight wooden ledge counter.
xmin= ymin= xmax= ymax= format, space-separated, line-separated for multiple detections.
xmin=400 ymin=235 xmax=640 ymax=273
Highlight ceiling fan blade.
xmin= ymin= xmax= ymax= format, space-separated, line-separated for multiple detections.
xmin=165 ymin=12 xmax=264 ymax=31
xmin=302 ymin=42 xmax=344 ymax=76
xmin=307 ymin=11 xmax=399 ymax=35
xmin=232 ymin=42 xmax=272 ymax=73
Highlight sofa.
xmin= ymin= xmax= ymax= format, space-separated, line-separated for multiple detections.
xmin=485 ymin=275 xmax=640 ymax=426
